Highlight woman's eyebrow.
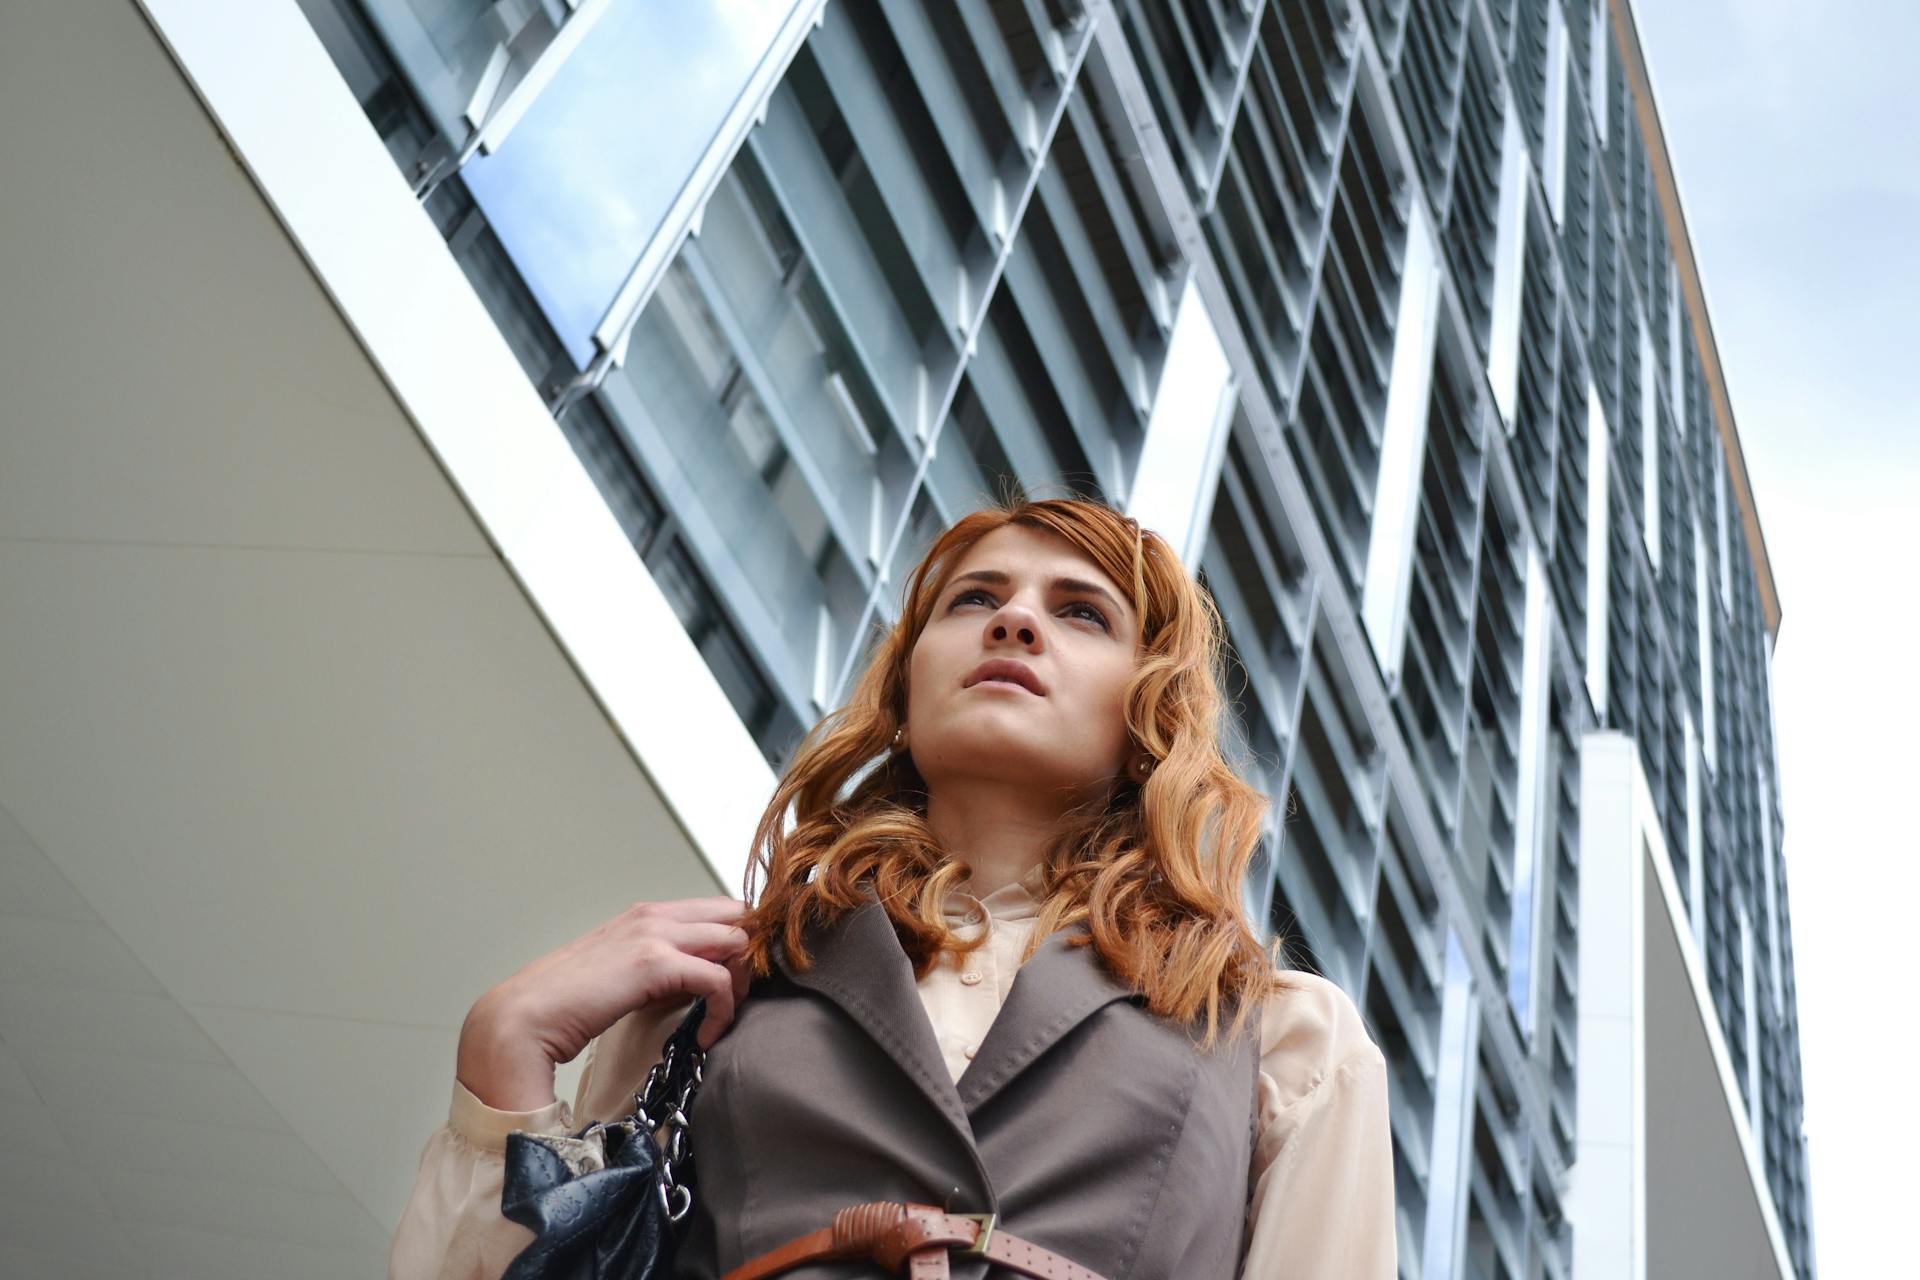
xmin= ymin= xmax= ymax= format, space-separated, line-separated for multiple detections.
xmin=948 ymin=569 xmax=1129 ymax=619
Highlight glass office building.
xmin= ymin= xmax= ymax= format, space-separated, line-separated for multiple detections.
xmin=281 ymin=1 xmax=1814 ymax=1275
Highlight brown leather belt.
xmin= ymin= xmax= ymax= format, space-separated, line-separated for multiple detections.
xmin=719 ymin=1201 xmax=1109 ymax=1280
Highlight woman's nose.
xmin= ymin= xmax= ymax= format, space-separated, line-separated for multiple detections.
xmin=987 ymin=601 xmax=1042 ymax=648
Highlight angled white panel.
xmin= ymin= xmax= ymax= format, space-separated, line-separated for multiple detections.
xmin=1668 ymin=259 xmax=1686 ymax=432
xmin=1576 ymin=732 xmax=1795 ymax=1280
xmin=1695 ymin=511 xmax=1717 ymax=770
xmin=1590 ymin=0 xmax=1608 ymax=147
xmin=1363 ymin=199 xmax=1443 ymax=684
xmin=1126 ymin=275 xmax=1237 ymax=567
xmin=1586 ymin=380 xmax=1611 ymax=714
xmin=1738 ymin=901 xmax=1762 ymax=1142
xmin=1510 ymin=540 xmax=1554 ymax=1037
xmin=136 ymin=0 xmax=772 ymax=889
xmin=1570 ymin=733 xmax=1646 ymax=1280
xmin=1715 ymin=432 xmax=1733 ymax=612
xmin=1488 ymin=103 xmax=1530 ymax=427
xmin=1684 ymin=707 xmax=1704 ymax=944
xmin=1422 ymin=929 xmax=1481 ymax=1280
xmin=1759 ymin=760 xmax=1783 ymax=1014
xmin=1543 ymin=0 xmax=1569 ymax=224
xmin=1639 ymin=316 xmax=1660 ymax=571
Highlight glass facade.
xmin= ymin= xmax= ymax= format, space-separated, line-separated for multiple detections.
xmin=299 ymin=1 xmax=1815 ymax=1275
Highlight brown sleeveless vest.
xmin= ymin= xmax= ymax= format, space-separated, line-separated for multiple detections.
xmin=672 ymin=898 xmax=1261 ymax=1279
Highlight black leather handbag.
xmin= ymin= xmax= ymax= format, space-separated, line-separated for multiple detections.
xmin=500 ymin=1000 xmax=707 ymax=1280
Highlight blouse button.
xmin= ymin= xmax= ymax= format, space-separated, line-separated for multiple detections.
xmin=960 ymin=971 xmax=983 ymax=986
xmin=963 ymin=1043 xmax=978 ymax=1059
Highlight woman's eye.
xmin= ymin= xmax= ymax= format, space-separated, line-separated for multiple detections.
xmin=949 ymin=588 xmax=1107 ymax=631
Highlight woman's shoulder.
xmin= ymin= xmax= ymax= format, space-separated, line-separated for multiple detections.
xmin=1252 ymin=968 xmax=1384 ymax=1108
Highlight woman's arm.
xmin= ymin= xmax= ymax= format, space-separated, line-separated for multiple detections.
xmin=1237 ymin=973 xmax=1399 ymax=1279
xmin=387 ymin=998 xmax=693 ymax=1280
xmin=386 ymin=889 xmax=748 ymax=1280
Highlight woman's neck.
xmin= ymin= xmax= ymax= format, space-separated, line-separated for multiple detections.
xmin=924 ymin=779 xmax=1077 ymax=897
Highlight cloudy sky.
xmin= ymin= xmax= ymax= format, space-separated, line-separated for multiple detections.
xmin=1631 ymin=1 xmax=1920 ymax=1272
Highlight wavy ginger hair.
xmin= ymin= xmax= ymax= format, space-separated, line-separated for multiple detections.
xmin=739 ymin=496 xmax=1286 ymax=1046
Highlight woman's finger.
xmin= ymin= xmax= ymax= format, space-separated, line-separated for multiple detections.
xmin=659 ymin=920 xmax=750 ymax=961
xmin=655 ymin=951 xmax=736 ymax=1050
xmin=647 ymin=896 xmax=749 ymax=924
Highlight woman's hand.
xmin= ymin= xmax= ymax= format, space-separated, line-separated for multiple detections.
xmin=455 ymin=896 xmax=751 ymax=1112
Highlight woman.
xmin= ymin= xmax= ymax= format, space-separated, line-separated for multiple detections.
xmin=392 ymin=497 xmax=1397 ymax=1278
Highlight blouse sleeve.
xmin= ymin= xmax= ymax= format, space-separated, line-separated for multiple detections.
xmin=387 ymin=1001 xmax=689 ymax=1280
xmin=386 ymin=1081 xmax=572 ymax=1280
xmin=1237 ymin=972 xmax=1398 ymax=1279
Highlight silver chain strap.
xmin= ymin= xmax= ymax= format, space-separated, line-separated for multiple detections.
xmin=632 ymin=1034 xmax=705 ymax=1223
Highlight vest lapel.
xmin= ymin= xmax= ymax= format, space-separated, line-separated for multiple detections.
xmin=770 ymin=897 xmax=977 ymax=1147
xmin=955 ymin=924 xmax=1139 ymax=1114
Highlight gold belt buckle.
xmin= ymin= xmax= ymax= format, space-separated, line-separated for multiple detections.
xmin=951 ymin=1212 xmax=997 ymax=1258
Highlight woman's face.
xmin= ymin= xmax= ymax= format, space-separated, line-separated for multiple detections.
xmin=904 ymin=523 xmax=1143 ymax=803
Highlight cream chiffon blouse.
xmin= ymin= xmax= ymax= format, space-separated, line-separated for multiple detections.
xmin=390 ymin=871 xmax=1399 ymax=1279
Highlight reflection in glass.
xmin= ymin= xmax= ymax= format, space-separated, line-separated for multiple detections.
xmin=359 ymin=0 xmax=575 ymax=142
xmin=589 ymin=129 xmax=954 ymax=724
xmin=614 ymin=260 xmax=866 ymax=704
xmin=462 ymin=0 xmax=805 ymax=365
xmin=688 ymin=158 xmax=914 ymax=569
xmin=1423 ymin=930 xmax=1478 ymax=1274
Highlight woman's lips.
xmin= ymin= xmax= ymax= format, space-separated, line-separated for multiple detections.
xmin=963 ymin=659 xmax=1047 ymax=695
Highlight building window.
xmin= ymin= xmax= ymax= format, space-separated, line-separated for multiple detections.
xmin=452 ymin=0 xmax=812 ymax=367
xmin=350 ymin=0 xmax=590 ymax=172
xmin=600 ymin=250 xmax=874 ymax=724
